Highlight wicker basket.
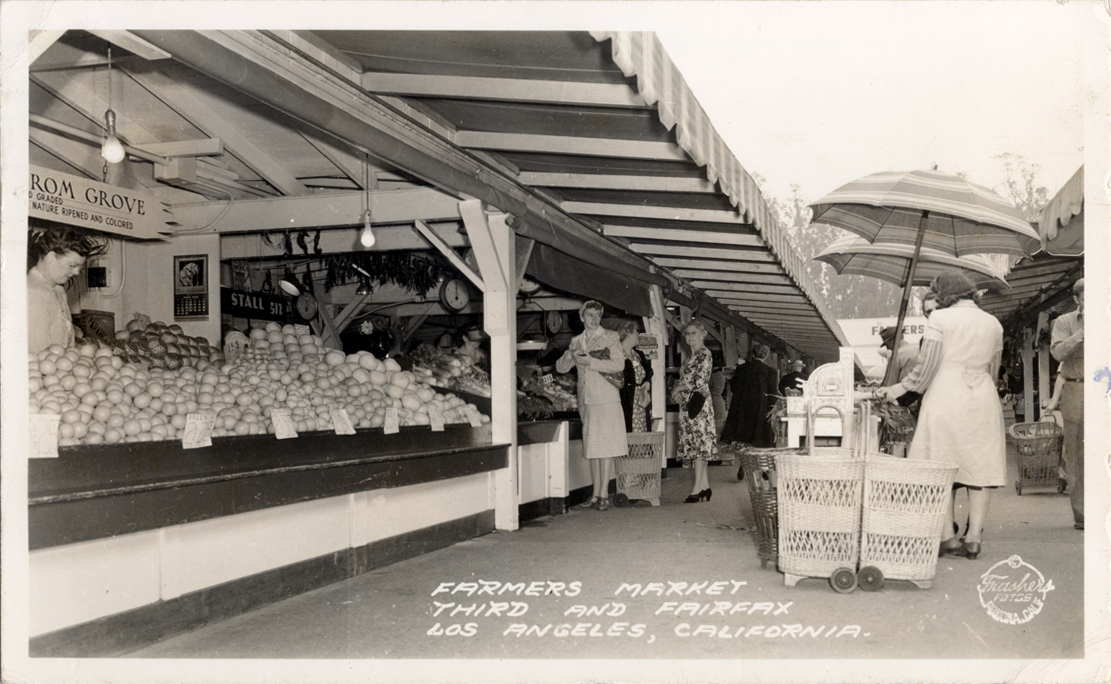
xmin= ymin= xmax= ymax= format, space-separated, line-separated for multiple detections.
xmin=614 ymin=431 xmax=663 ymax=506
xmin=1009 ymin=421 xmax=1063 ymax=495
xmin=775 ymin=451 xmax=865 ymax=583
xmin=739 ymin=447 xmax=797 ymax=569
xmin=858 ymin=455 xmax=958 ymax=589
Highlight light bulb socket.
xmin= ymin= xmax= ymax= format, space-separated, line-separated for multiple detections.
xmin=101 ymin=109 xmax=125 ymax=163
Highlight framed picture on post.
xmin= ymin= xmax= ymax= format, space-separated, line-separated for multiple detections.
xmin=173 ymin=254 xmax=209 ymax=318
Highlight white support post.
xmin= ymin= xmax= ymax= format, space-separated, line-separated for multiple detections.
xmin=460 ymin=202 xmax=518 ymax=531
xmin=644 ymin=284 xmax=669 ymax=432
xmin=1037 ymin=311 xmax=1050 ymax=421
xmin=1022 ymin=329 xmax=1035 ymax=423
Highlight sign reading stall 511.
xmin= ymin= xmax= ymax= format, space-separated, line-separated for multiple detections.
xmin=29 ymin=165 xmax=171 ymax=240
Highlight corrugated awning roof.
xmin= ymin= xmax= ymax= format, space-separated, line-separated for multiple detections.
xmin=30 ymin=30 xmax=852 ymax=361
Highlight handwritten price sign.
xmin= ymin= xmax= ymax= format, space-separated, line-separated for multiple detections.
xmin=329 ymin=405 xmax=357 ymax=435
xmin=29 ymin=413 xmax=60 ymax=458
xmin=182 ymin=410 xmax=217 ymax=449
xmin=270 ymin=407 xmax=298 ymax=440
xmin=383 ymin=407 xmax=400 ymax=434
xmin=428 ymin=404 xmax=445 ymax=432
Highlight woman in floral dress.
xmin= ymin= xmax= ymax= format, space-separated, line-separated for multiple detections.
xmin=671 ymin=320 xmax=716 ymax=502
xmin=617 ymin=320 xmax=651 ymax=433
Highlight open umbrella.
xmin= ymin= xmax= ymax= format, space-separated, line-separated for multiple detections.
xmin=809 ymin=169 xmax=1037 ymax=384
xmin=815 ymin=236 xmax=1011 ymax=292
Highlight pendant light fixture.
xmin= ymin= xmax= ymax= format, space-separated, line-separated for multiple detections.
xmin=359 ymin=154 xmax=376 ymax=248
xmin=101 ymin=47 xmax=126 ymax=164
xmin=352 ymin=263 xmax=373 ymax=296
xmin=279 ymin=269 xmax=301 ymax=297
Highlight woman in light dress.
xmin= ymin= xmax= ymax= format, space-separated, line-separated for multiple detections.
xmin=880 ymin=271 xmax=1005 ymax=560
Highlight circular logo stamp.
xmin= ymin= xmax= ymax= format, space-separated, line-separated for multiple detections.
xmin=977 ymin=555 xmax=1055 ymax=625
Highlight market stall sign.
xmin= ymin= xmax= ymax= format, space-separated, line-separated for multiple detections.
xmin=221 ymin=287 xmax=290 ymax=321
xmin=29 ymin=165 xmax=170 ymax=240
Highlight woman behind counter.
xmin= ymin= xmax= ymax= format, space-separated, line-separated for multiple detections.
xmin=879 ymin=270 xmax=1005 ymax=560
xmin=27 ymin=222 xmax=107 ymax=355
xmin=672 ymin=320 xmax=716 ymax=503
xmin=556 ymin=301 xmax=628 ymax=511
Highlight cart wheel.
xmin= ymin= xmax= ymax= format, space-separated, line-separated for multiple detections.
xmin=1015 ymin=481 xmax=1022 ymax=496
xmin=1058 ymin=478 xmax=1067 ymax=494
xmin=858 ymin=566 xmax=885 ymax=592
xmin=613 ymin=493 xmax=629 ymax=508
xmin=829 ymin=567 xmax=858 ymax=594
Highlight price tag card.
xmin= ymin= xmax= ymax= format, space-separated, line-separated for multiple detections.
xmin=294 ymin=324 xmax=312 ymax=336
xmin=329 ymin=405 xmax=357 ymax=435
xmin=182 ymin=410 xmax=217 ymax=449
xmin=539 ymin=374 xmax=554 ymax=385
xmin=383 ymin=407 xmax=400 ymax=434
xmin=270 ymin=407 xmax=299 ymax=440
xmin=428 ymin=404 xmax=445 ymax=432
xmin=463 ymin=404 xmax=484 ymax=427
xmin=29 ymin=413 xmax=60 ymax=459
xmin=134 ymin=312 xmax=151 ymax=330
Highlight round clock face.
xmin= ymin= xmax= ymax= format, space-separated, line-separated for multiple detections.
xmin=440 ymin=277 xmax=471 ymax=312
xmin=296 ymin=293 xmax=318 ymax=321
xmin=545 ymin=310 xmax=564 ymax=334
xmin=518 ymin=277 xmax=542 ymax=294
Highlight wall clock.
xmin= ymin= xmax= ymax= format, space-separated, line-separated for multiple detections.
xmin=440 ymin=277 xmax=471 ymax=312
xmin=296 ymin=293 xmax=318 ymax=321
xmin=545 ymin=310 xmax=564 ymax=334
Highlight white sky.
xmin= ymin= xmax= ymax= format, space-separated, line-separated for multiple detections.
xmin=656 ymin=1 xmax=1092 ymax=205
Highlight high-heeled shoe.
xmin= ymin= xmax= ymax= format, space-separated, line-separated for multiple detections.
xmin=576 ymin=497 xmax=598 ymax=510
xmin=954 ymin=541 xmax=981 ymax=560
xmin=683 ymin=492 xmax=702 ymax=503
xmin=938 ymin=537 xmax=964 ymax=556
xmin=701 ymin=488 xmax=712 ymax=502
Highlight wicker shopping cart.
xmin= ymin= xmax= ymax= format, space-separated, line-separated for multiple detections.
xmin=613 ymin=431 xmax=663 ymax=507
xmin=857 ymin=455 xmax=958 ymax=590
xmin=739 ymin=446 xmax=792 ymax=569
xmin=1009 ymin=421 xmax=1065 ymax=495
xmin=776 ymin=404 xmax=869 ymax=592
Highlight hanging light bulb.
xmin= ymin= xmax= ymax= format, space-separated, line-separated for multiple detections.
xmin=101 ymin=48 xmax=126 ymax=164
xmin=359 ymin=210 xmax=376 ymax=248
xmin=359 ymin=153 xmax=375 ymax=247
xmin=101 ymin=110 xmax=125 ymax=163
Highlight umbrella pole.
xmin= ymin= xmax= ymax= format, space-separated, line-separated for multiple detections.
xmin=882 ymin=211 xmax=929 ymax=387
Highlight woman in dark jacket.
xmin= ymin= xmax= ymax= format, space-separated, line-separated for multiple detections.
xmin=721 ymin=343 xmax=778 ymax=478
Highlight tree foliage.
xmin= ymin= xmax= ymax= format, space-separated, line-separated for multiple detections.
xmin=757 ymin=178 xmax=908 ymax=319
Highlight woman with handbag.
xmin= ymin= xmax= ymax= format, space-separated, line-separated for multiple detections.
xmin=672 ymin=320 xmax=716 ymax=503
xmin=556 ymin=301 xmax=628 ymax=511
xmin=617 ymin=319 xmax=652 ymax=433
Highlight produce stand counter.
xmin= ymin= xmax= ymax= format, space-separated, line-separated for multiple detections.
xmin=516 ymin=415 xmax=591 ymax=520
xmin=28 ymin=424 xmax=507 ymax=656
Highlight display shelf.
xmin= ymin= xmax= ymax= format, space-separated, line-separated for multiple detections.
xmin=29 ymin=424 xmax=504 ymax=550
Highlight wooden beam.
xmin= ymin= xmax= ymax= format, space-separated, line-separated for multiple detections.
xmin=171 ymin=188 xmax=462 ymax=234
xmin=514 ymin=237 xmax=536 ymax=292
xmin=30 ymin=72 xmax=160 ymax=146
xmin=570 ymin=203 xmax=749 ymax=226
xmin=676 ymin=270 xmax=795 ymax=286
xmin=653 ymin=257 xmax=785 ymax=274
xmin=389 ymin=305 xmax=436 ymax=356
xmin=461 ymin=202 xmax=511 ymax=293
xmin=139 ymin=139 xmax=224 ymax=157
xmin=454 ymin=131 xmax=687 ymax=162
xmin=629 ymin=244 xmax=778 ymax=262
xmin=333 ymin=292 xmax=374 ymax=332
xmin=700 ymin=282 xmax=808 ymax=295
xmin=118 ymin=61 xmax=308 ymax=196
xmin=361 ymin=71 xmax=647 ymax=108
xmin=29 ymin=30 xmax=66 ymax=65
xmin=602 ymin=224 xmax=763 ymax=246
xmin=519 ymin=172 xmax=715 ymax=193
xmin=413 ymin=219 xmax=485 ymax=292
xmin=87 ymin=31 xmax=173 ymax=61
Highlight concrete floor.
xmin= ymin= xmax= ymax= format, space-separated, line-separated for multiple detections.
xmin=127 ymin=446 xmax=1083 ymax=662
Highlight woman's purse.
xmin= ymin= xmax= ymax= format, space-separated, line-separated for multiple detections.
xmin=686 ymin=390 xmax=706 ymax=419
xmin=588 ymin=347 xmax=625 ymax=389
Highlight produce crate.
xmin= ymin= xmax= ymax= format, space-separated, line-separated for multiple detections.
xmin=613 ymin=431 xmax=663 ymax=507
xmin=776 ymin=449 xmax=865 ymax=591
xmin=857 ymin=454 xmax=958 ymax=590
xmin=1009 ymin=421 xmax=1064 ymax=495
xmin=739 ymin=446 xmax=793 ymax=569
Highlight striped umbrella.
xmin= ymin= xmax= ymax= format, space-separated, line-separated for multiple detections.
xmin=815 ymin=236 xmax=1011 ymax=292
xmin=808 ymin=169 xmax=1035 ymax=384
xmin=809 ymin=169 xmax=1038 ymax=257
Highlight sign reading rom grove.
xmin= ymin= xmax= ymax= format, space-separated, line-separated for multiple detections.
xmin=29 ymin=165 xmax=169 ymax=240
